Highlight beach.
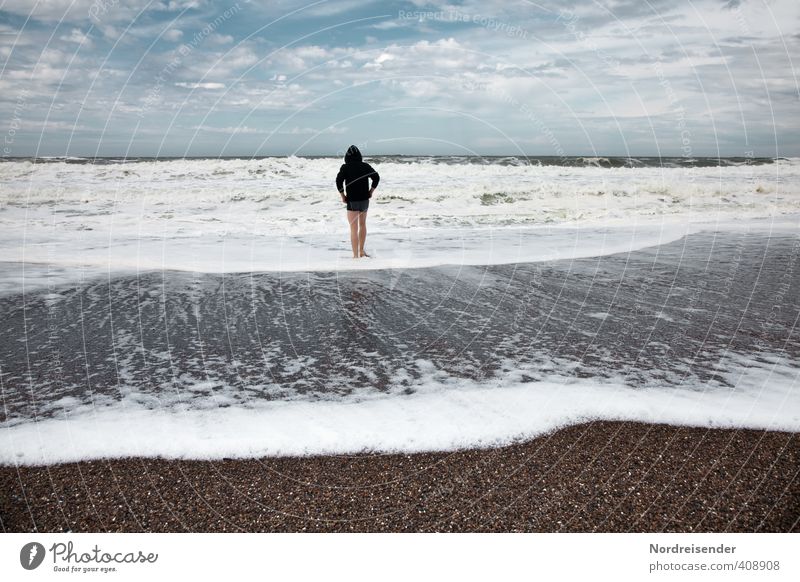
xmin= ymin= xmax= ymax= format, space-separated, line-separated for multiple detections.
xmin=1 ymin=156 xmax=798 ymax=532
xmin=3 ymin=3 xmax=799 ymax=575
xmin=2 ymin=421 xmax=797 ymax=532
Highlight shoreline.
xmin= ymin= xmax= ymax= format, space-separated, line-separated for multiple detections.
xmin=2 ymin=421 xmax=797 ymax=533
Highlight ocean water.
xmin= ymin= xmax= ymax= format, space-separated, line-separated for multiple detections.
xmin=0 ymin=156 xmax=798 ymax=464
xmin=1 ymin=155 xmax=799 ymax=289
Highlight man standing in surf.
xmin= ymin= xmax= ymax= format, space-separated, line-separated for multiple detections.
xmin=336 ymin=145 xmax=380 ymax=258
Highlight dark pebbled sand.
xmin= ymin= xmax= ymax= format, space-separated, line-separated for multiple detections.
xmin=1 ymin=421 xmax=797 ymax=533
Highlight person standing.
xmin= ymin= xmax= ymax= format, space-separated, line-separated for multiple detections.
xmin=336 ymin=145 xmax=380 ymax=258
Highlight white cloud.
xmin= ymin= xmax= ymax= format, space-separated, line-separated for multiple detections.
xmin=0 ymin=0 xmax=209 ymax=21
xmin=267 ymin=38 xmax=478 ymax=77
xmin=59 ymin=28 xmax=93 ymax=48
xmin=1 ymin=0 xmax=138 ymax=22
xmin=24 ymin=119 xmax=92 ymax=132
xmin=174 ymin=82 xmax=225 ymax=89
xmin=190 ymin=124 xmax=348 ymax=135
xmin=191 ymin=124 xmax=266 ymax=134
xmin=163 ymin=29 xmax=184 ymax=42
xmin=159 ymin=1 xmax=204 ymax=10
xmin=2 ymin=0 xmax=797 ymax=155
xmin=285 ymin=126 xmax=347 ymax=135
xmin=170 ymin=43 xmax=261 ymax=83
xmin=267 ymin=45 xmax=343 ymax=72
xmin=208 ymin=33 xmax=234 ymax=45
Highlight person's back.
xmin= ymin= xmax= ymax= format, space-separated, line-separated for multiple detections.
xmin=336 ymin=145 xmax=379 ymax=258
xmin=336 ymin=145 xmax=379 ymax=201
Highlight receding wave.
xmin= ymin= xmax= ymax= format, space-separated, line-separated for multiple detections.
xmin=1 ymin=230 xmax=798 ymax=465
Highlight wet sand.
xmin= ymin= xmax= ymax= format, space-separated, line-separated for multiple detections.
xmin=2 ymin=421 xmax=797 ymax=532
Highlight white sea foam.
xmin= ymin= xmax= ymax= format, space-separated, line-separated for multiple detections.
xmin=2 ymin=159 xmax=798 ymax=465
xmin=2 ymin=353 xmax=797 ymax=466
xmin=1 ymin=157 xmax=799 ymax=294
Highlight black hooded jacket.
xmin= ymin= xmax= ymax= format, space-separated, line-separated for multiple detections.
xmin=336 ymin=145 xmax=380 ymax=201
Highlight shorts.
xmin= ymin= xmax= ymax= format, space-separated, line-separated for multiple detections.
xmin=346 ymin=198 xmax=369 ymax=212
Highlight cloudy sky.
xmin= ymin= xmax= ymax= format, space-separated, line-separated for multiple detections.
xmin=1 ymin=0 xmax=798 ymax=157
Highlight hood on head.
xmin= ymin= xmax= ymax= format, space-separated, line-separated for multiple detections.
xmin=344 ymin=144 xmax=362 ymax=163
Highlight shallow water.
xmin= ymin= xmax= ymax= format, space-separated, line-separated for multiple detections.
xmin=1 ymin=227 xmax=798 ymax=464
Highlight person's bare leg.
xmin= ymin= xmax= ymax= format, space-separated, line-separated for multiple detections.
xmin=358 ymin=211 xmax=368 ymax=257
xmin=347 ymin=210 xmax=359 ymax=258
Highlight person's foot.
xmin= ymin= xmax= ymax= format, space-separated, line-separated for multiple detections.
xmin=360 ymin=250 xmax=370 ymax=258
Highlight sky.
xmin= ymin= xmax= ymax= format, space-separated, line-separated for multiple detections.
xmin=0 ymin=0 xmax=798 ymax=157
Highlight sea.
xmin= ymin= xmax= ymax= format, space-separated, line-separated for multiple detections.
xmin=1 ymin=155 xmax=798 ymax=464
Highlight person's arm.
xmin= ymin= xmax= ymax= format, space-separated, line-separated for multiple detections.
xmin=336 ymin=166 xmax=346 ymax=202
xmin=367 ymin=165 xmax=379 ymax=197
